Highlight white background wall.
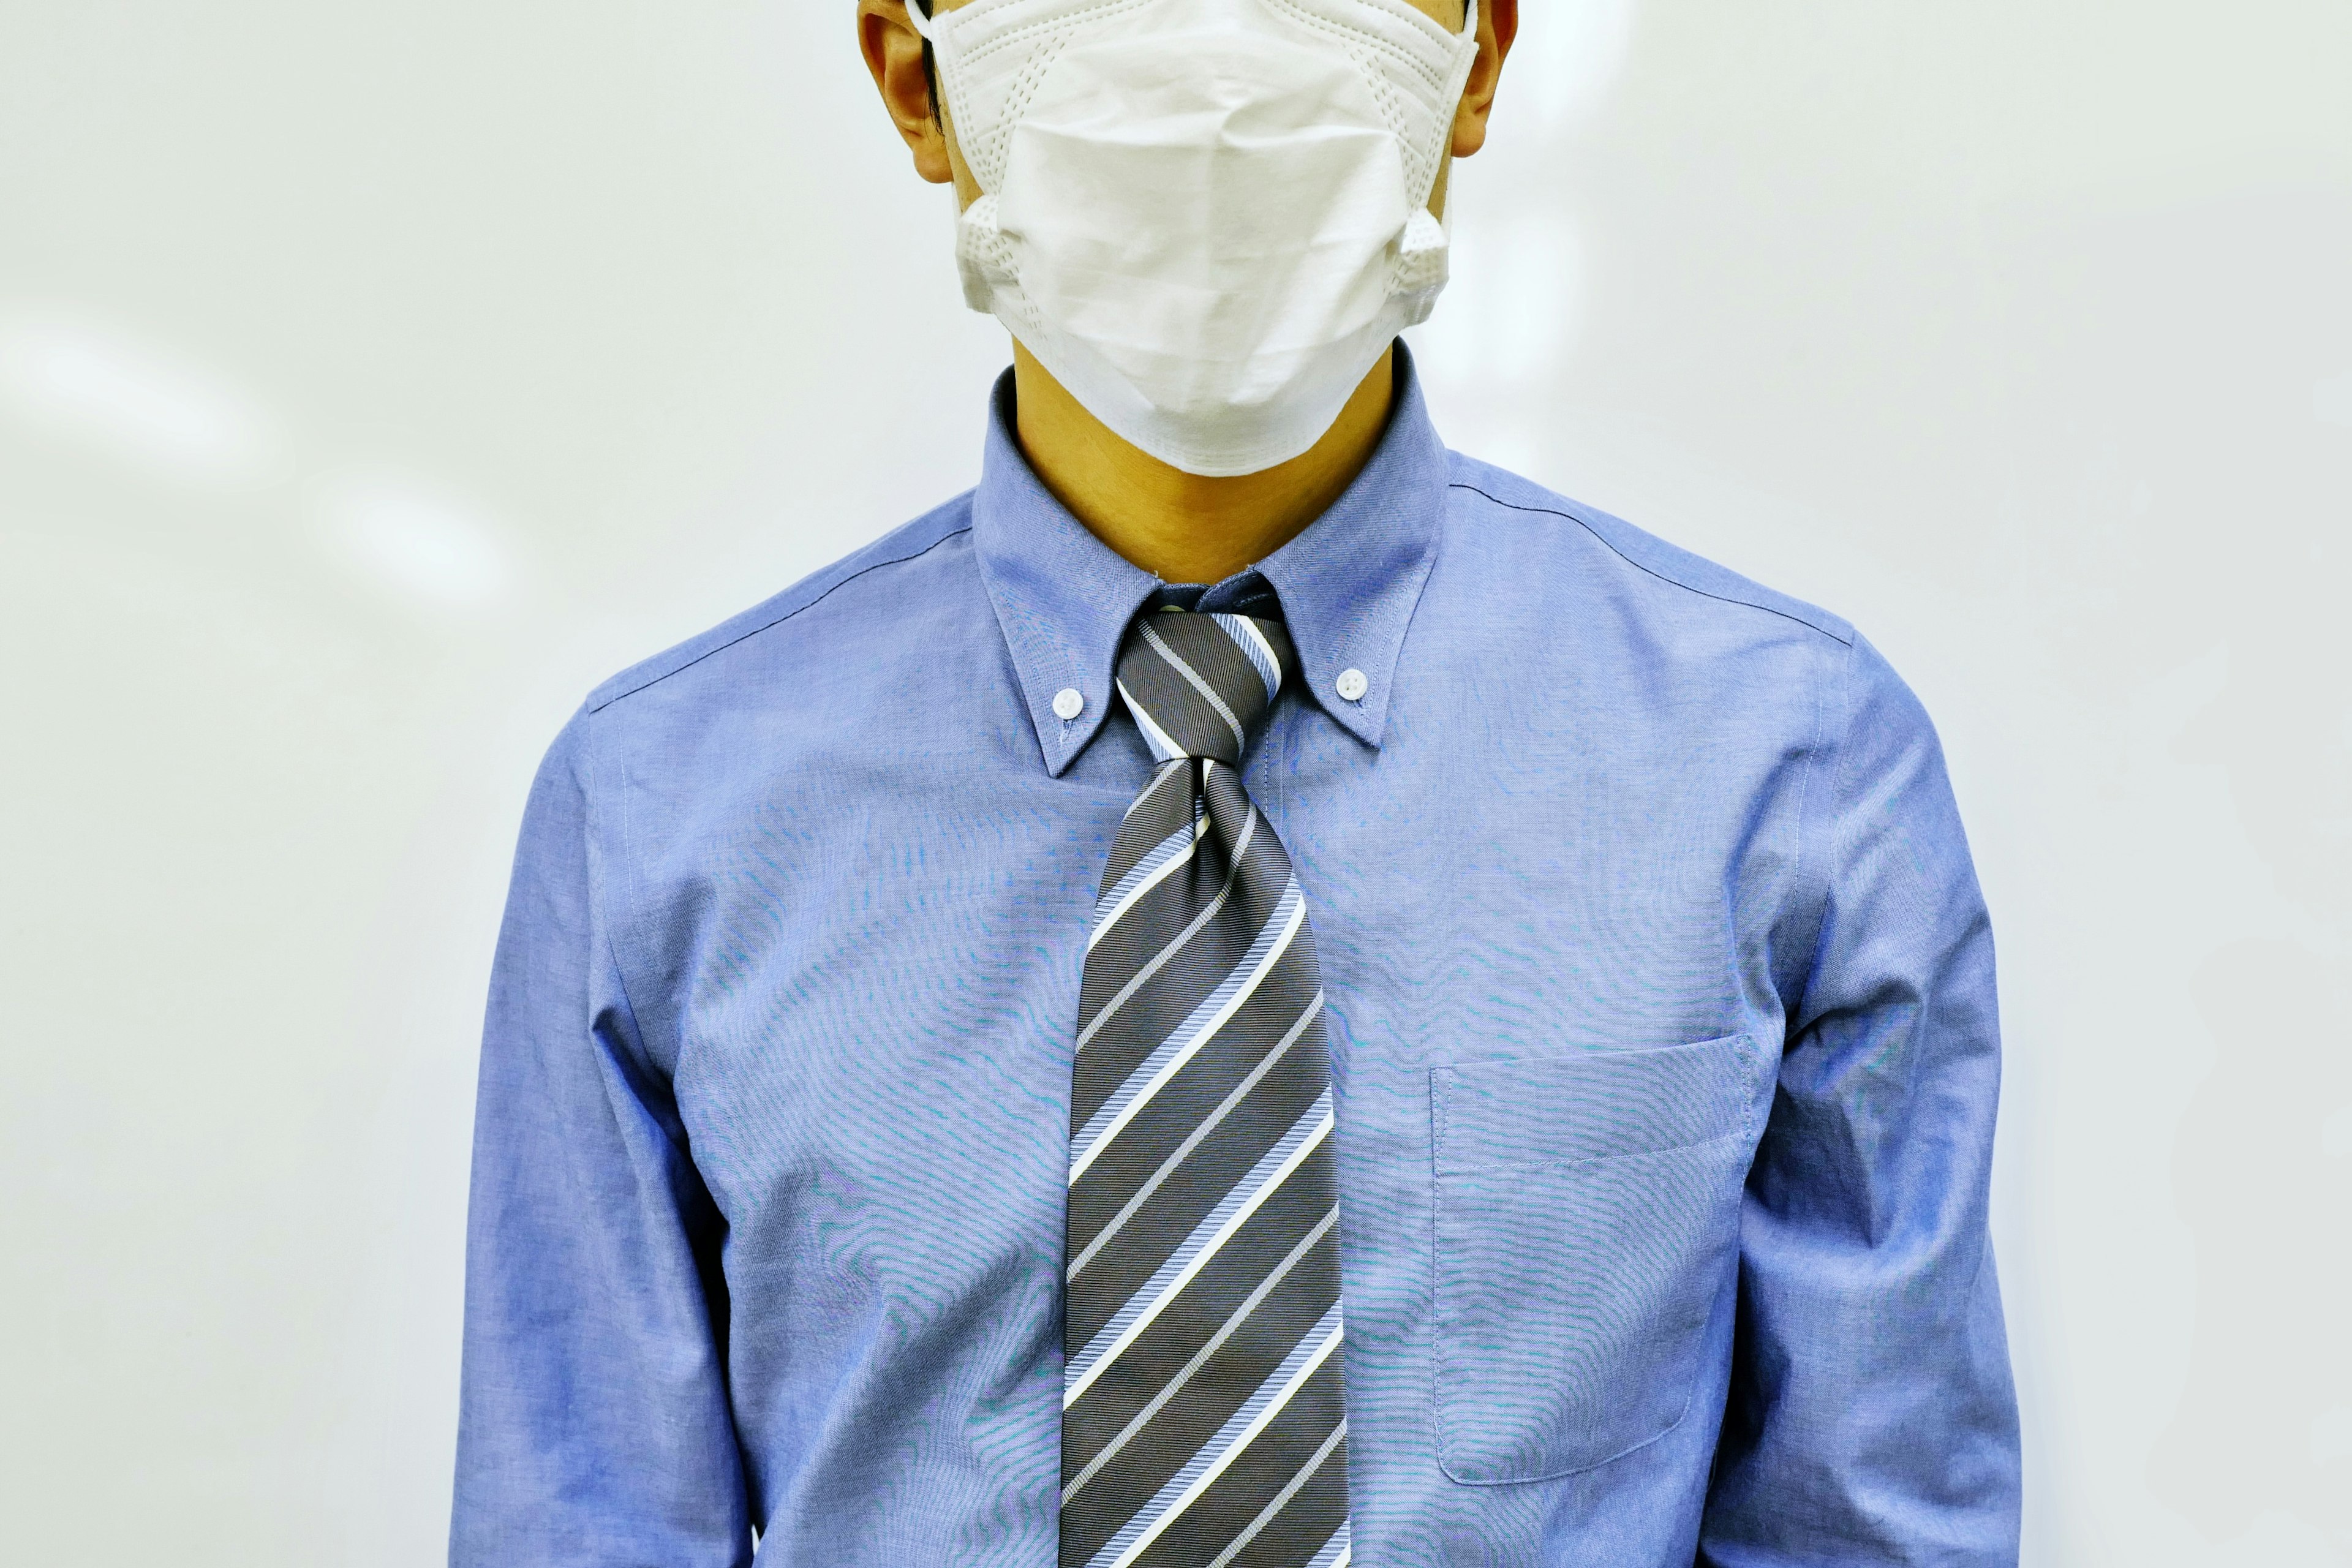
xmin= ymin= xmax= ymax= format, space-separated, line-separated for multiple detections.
xmin=2 ymin=2 xmax=2346 ymax=1562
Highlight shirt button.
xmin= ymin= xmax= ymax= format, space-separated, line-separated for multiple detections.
xmin=1052 ymin=688 xmax=1085 ymax=721
xmin=1335 ymin=668 xmax=1369 ymax=703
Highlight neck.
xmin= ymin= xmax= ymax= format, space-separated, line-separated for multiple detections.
xmin=1011 ymin=342 xmax=1398 ymax=585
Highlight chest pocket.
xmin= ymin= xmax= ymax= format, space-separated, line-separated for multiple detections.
xmin=1430 ymin=1036 xmax=1757 ymax=1483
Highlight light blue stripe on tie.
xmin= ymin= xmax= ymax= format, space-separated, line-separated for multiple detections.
xmin=1068 ymin=876 xmax=1305 ymax=1179
xmin=1065 ymin=1090 xmax=1334 ymax=1403
xmin=1090 ymin=816 xmax=1207 ymax=950
xmin=1212 ymin=614 xmax=1283 ymax=704
xmin=1084 ymin=1303 xmax=1348 ymax=1568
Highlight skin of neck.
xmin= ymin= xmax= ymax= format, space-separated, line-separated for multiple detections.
xmin=1011 ymin=341 xmax=1397 ymax=586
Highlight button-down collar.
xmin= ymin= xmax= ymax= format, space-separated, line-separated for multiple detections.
xmin=973 ymin=348 xmax=1448 ymax=775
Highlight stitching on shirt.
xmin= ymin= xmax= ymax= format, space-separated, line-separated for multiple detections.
xmin=1431 ymin=1044 xmax=1752 ymax=1173
xmin=1736 ymin=1030 xmax=1758 ymax=1143
xmin=1776 ymin=633 xmax=1847 ymax=1033
xmin=575 ymin=709 xmax=695 ymax=1163
xmin=1439 ymin=1124 xmax=1747 ymax=1175
xmin=587 ymin=526 xmax=975 ymax=713
xmin=1427 ymin=1088 xmax=1735 ymax=1483
xmin=1446 ymin=481 xmax=1856 ymax=646
xmin=1786 ymin=635 xmax=1863 ymax=1031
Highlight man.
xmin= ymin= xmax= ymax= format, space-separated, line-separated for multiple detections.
xmin=450 ymin=0 xmax=2022 ymax=1562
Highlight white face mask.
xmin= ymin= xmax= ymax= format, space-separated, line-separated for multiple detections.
xmin=908 ymin=0 xmax=1482 ymax=478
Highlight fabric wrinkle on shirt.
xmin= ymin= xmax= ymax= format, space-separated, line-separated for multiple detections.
xmin=451 ymin=347 xmax=2022 ymax=1567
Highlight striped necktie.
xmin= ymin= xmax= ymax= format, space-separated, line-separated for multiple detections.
xmin=1061 ymin=607 xmax=1351 ymax=1568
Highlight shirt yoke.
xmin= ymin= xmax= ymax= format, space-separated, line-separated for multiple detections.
xmin=576 ymin=453 xmax=1858 ymax=727
xmin=583 ymin=494 xmax=981 ymax=715
xmin=1443 ymin=453 xmax=1856 ymax=649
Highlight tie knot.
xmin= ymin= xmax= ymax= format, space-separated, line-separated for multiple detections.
xmin=1115 ymin=609 xmax=1293 ymax=764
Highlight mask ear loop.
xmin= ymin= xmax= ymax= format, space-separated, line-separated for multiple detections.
xmin=1423 ymin=0 xmax=1482 ymax=225
xmin=1453 ymin=0 xmax=1483 ymax=106
xmin=1456 ymin=0 xmax=1482 ymax=208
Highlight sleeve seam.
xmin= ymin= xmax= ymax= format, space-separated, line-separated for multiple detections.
xmin=1787 ymin=633 xmax=1864 ymax=1030
xmin=576 ymin=706 xmax=690 ymax=1159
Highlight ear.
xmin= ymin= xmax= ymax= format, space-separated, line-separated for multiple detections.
xmin=1452 ymin=0 xmax=1517 ymax=159
xmin=857 ymin=0 xmax=954 ymax=184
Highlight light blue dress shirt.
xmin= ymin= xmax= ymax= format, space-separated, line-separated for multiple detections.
xmin=453 ymin=352 xmax=2021 ymax=1566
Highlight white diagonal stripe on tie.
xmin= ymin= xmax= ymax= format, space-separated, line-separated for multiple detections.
xmin=1064 ymin=1204 xmax=1341 ymax=1502
xmin=1213 ymin=613 xmax=1284 ymax=703
xmin=1203 ymin=1417 xmax=1349 ymax=1568
xmin=1063 ymin=1093 xmax=1335 ymax=1406
xmin=1072 ymin=801 xmax=1261 ymax=1057
xmin=1067 ymin=608 xmax=1348 ymax=1568
xmin=1086 ymin=1307 xmax=1348 ymax=1568
xmin=1139 ymin=617 xmax=1248 ymax=757
xmin=1068 ymin=880 xmax=1306 ymax=1184
xmin=1067 ymin=991 xmax=1324 ymax=1281
xmin=1090 ymin=816 xmax=1207 ymax=950
xmin=1117 ymin=678 xmax=1190 ymax=764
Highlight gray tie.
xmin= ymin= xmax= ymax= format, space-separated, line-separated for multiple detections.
xmin=1060 ymin=608 xmax=1352 ymax=1568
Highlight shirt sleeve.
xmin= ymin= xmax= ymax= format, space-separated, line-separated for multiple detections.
xmin=450 ymin=713 xmax=750 ymax=1568
xmin=1700 ymin=635 xmax=2022 ymax=1566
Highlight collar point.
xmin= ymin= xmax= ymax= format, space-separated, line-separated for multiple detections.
xmin=1323 ymin=699 xmax=1389 ymax=752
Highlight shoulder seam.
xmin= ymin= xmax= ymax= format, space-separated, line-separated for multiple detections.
xmin=587 ymin=525 xmax=975 ymax=713
xmin=1446 ymin=480 xmax=1855 ymax=647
